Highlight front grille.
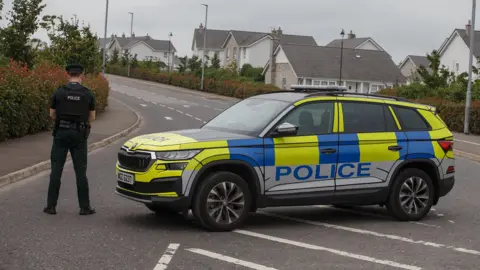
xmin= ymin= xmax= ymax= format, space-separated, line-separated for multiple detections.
xmin=118 ymin=149 xmax=152 ymax=171
xmin=117 ymin=177 xmax=181 ymax=194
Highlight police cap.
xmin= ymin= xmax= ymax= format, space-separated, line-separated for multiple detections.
xmin=66 ymin=63 xmax=84 ymax=75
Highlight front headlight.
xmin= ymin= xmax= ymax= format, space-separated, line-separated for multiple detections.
xmin=155 ymin=149 xmax=202 ymax=160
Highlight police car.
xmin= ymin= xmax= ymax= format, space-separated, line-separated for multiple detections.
xmin=115 ymin=85 xmax=455 ymax=232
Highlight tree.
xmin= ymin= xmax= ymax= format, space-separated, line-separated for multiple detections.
xmin=416 ymin=50 xmax=451 ymax=89
xmin=110 ymin=48 xmax=119 ymax=65
xmin=178 ymin=56 xmax=188 ymax=73
xmin=188 ymin=55 xmax=202 ymax=73
xmin=0 ymin=0 xmax=46 ymax=68
xmin=39 ymin=15 xmax=102 ymax=74
xmin=131 ymin=54 xmax=139 ymax=69
xmin=121 ymin=49 xmax=130 ymax=66
xmin=211 ymin=53 xmax=220 ymax=69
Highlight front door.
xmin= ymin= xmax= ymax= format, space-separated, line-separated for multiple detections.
xmin=336 ymin=100 xmax=401 ymax=191
xmin=263 ymin=100 xmax=338 ymax=196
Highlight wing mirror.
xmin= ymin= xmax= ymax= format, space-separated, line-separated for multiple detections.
xmin=273 ymin=122 xmax=298 ymax=136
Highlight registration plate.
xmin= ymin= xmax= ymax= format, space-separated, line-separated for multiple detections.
xmin=117 ymin=171 xmax=134 ymax=185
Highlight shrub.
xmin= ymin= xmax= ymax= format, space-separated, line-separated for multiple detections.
xmin=0 ymin=60 xmax=110 ymax=142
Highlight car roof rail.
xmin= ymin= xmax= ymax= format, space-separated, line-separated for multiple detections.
xmin=290 ymin=85 xmax=348 ymax=92
xmin=305 ymin=91 xmax=412 ymax=103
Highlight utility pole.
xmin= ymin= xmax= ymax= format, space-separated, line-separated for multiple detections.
xmin=128 ymin=12 xmax=133 ymax=77
xmin=465 ymin=0 xmax=476 ymax=134
xmin=101 ymin=0 xmax=109 ymax=75
xmin=201 ymin=4 xmax=208 ymax=90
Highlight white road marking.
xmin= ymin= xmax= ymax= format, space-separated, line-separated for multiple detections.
xmin=234 ymin=230 xmax=421 ymax=270
xmin=183 ymin=105 xmax=190 ymax=108
xmin=159 ymin=104 xmax=165 ymax=107
xmin=195 ymin=117 xmax=202 ymax=121
xmin=455 ymin=138 xmax=480 ymax=146
xmin=203 ymin=121 xmax=207 ymax=124
xmin=175 ymin=110 xmax=184 ymax=114
xmin=259 ymin=211 xmax=480 ymax=255
xmin=140 ymin=104 xmax=147 ymax=107
xmin=164 ymin=117 xmax=172 ymax=120
xmin=449 ymin=220 xmax=455 ymax=224
xmin=213 ymin=108 xmax=224 ymax=111
xmin=455 ymin=149 xmax=480 ymax=159
xmin=185 ymin=113 xmax=192 ymax=117
xmin=153 ymin=243 xmax=180 ymax=270
xmin=186 ymin=248 xmax=278 ymax=270
xmin=168 ymin=107 xmax=175 ymax=110
xmin=313 ymin=206 xmax=441 ymax=228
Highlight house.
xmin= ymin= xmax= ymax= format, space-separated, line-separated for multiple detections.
xmin=191 ymin=24 xmax=229 ymax=66
xmin=221 ymin=27 xmax=317 ymax=69
xmin=98 ymin=33 xmax=177 ymax=69
xmin=438 ymin=21 xmax=480 ymax=78
xmin=398 ymin=55 xmax=431 ymax=84
xmin=262 ymin=44 xmax=406 ymax=92
xmin=325 ymin=30 xmax=387 ymax=52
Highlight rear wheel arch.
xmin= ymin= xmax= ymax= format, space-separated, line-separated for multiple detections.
xmin=189 ymin=160 xmax=262 ymax=211
xmin=388 ymin=159 xmax=441 ymax=204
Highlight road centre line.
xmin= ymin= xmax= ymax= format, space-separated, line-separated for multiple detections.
xmin=186 ymin=248 xmax=278 ymax=270
xmin=258 ymin=211 xmax=480 ymax=256
xmin=313 ymin=206 xmax=441 ymax=228
xmin=153 ymin=243 xmax=180 ymax=270
xmin=234 ymin=230 xmax=421 ymax=270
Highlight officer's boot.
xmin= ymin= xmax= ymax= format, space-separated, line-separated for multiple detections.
xmin=79 ymin=206 xmax=96 ymax=215
xmin=43 ymin=206 xmax=57 ymax=215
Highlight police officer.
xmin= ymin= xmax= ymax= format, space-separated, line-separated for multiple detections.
xmin=43 ymin=63 xmax=96 ymax=215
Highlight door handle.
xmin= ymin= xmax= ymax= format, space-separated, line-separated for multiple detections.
xmin=321 ymin=148 xmax=337 ymax=154
xmin=388 ymin=145 xmax=403 ymax=151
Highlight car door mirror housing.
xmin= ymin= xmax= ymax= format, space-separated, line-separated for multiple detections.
xmin=274 ymin=122 xmax=298 ymax=136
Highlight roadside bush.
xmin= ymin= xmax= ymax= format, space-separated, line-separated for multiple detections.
xmin=106 ymin=65 xmax=279 ymax=98
xmin=0 ymin=60 xmax=110 ymax=142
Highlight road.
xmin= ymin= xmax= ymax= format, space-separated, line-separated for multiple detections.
xmin=1 ymin=74 xmax=480 ymax=270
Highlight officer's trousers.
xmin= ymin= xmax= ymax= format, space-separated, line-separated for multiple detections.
xmin=47 ymin=128 xmax=91 ymax=209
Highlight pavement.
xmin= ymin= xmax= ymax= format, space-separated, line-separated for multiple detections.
xmin=2 ymin=75 xmax=480 ymax=270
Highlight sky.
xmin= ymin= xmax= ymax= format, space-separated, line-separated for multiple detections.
xmin=0 ymin=0 xmax=477 ymax=64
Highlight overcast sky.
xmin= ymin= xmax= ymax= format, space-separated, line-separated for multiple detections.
xmin=1 ymin=0 xmax=477 ymax=64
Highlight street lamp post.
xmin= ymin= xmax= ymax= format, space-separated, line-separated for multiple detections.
xmin=168 ymin=32 xmax=173 ymax=72
xmin=465 ymin=0 xmax=476 ymax=134
xmin=101 ymin=0 xmax=109 ymax=75
xmin=201 ymin=4 xmax=208 ymax=91
xmin=339 ymin=29 xmax=345 ymax=86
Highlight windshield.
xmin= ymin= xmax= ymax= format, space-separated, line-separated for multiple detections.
xmin=202 ymin=98 xmax=291 ymax=136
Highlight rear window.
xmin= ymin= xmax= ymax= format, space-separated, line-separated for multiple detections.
xmin=393 ymin=106 xmax=430 ymax=130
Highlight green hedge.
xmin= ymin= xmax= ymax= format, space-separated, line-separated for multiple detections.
xmin=106 ymin=65 xmax=279 ymax=99
xmin=0 ymin=60 xmax=110 ymax=142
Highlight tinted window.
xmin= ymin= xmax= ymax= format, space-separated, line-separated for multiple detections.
xmin=203 ymin=98 xmax=290 ymax=136
xmin=280 ymin=102 xmax=334 ymax=135
xmin=393 ymin=106 xmax=429 ymax=130
xmin=342 ymin=102 xmax=388 ymax=133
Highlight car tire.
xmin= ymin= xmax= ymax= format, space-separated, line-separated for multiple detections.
xmin=386 ymin=168 xmax=434 ymax=221
xmin=144 ymin=204 xmax=178 ymax=216
xmin=192 ymin=171 xmax=252 ymax=232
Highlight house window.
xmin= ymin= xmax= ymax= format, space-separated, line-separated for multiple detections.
xmin=297 ymin=78 xmax=304 ymax=85
xmin=243 ymin=48 xmax=247 ymax=59
xmin=164 ymin=52 xmax=168 ymax=58
xmin=226 ymin=48 xmax=229 ymax=59
xmin=456 ymin=62 xmax=460 ymax=73
xmin=313 ymin=80 xmax=321 ymax=85
xmin=233 ymin=47 xmax=237 ymax=59
xmin=321 ymin=81 xmax=328 ymax=86
xmin=282 ymin=77 xmax=287 ymax=89
xmin=306 ymin=79 xmax=312 ymax=85
xmin=328 ymin=81 xmax=336 ymax=86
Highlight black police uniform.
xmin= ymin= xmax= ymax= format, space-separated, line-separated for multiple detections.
xmin=44 ymin=64 xmax=96 ymax=215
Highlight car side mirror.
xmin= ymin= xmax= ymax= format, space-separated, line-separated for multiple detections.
xmin=273 ymin=122 xmax=298 ymax=137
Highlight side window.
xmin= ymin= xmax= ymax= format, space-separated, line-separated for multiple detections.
xmin=281 ymin=102 xmax=334 ymax=136
xmin=392 ymin=106 xmax=430 ymax=130
xmin=342 ymin=102 xmax=388 ymax=133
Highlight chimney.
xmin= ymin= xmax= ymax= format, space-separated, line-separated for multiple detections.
xmin=122 ymin=33 xmax=126 ymax=38
xmin=199 ymin=23 xmax=204 ymax=29
xmin=146 ymin=33 xmax=150 ymax=40
xmin=466 ymin=20 xmax=472 ymax=36
xmin=348 ymin=30 xmax=356 ymax=39
xmin=276 ymin=27 xmax=283 ymax=35
xmin=271 ymin=27 xmax=277 ymax=35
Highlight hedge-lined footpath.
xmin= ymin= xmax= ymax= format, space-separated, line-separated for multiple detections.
xmin=379 ymin=88 xmax=480 ymax=135
xmin=107 ymin=65 xmax=279 ymax=99
xmin=0 ymin=60 xmax=110 ymax=142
